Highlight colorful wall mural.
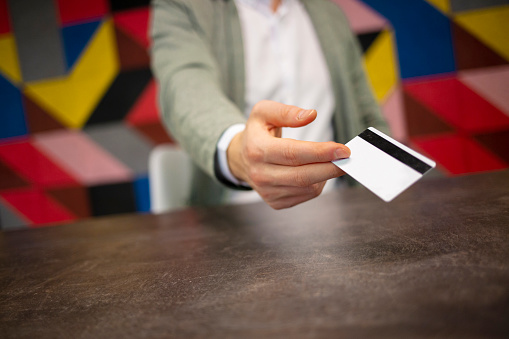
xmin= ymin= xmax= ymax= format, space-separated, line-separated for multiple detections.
xmin=0 ymin=0 xmax=508 ymax=229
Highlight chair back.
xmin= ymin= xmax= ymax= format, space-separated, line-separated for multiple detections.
xmin=149 ymin=144 xmax=192 ymax=213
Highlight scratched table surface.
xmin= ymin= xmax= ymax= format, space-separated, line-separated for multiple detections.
xmin=1 ymin=171 xmax=508 ymax=338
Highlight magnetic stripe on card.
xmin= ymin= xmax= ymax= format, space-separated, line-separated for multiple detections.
xmin=358 ymin=129 xmax=432 ymax=174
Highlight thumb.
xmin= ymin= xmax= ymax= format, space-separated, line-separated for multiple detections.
xmin=251 ymin=100 xmax=317 ymax=128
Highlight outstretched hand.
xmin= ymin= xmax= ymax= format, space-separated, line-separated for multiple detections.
xmin=227 ymin=100 xmax=350 ymax=209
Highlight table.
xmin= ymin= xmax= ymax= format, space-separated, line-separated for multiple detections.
xmin=1 ymin=170 xmax=508 ymax=338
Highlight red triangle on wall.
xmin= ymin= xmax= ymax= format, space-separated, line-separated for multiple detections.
xmin=133 ymin=122 xmax=174 ymax=146
xmin=0 ymin=140 xmax=78 ymax=188
xmin=56 ymin=0 xmax=109 ymax=25
xmin=403 ymin=91 xmax=454 ymax=137
xmin=404 ymin=77 xmax=509 ymax=134
xmin=125 ymin=80 xmax=158 ymax=125
xmin=452 ymin=22 xmax=508 ymax=71
xmin=0 ymin=160 xmax=30 ymax=190
xmin=113 ymin=8 xmax=150 ymax=48
xmin=474 ymin=129 xmax=509 ymax=164
xmin=0 ymin=188 xmax=76 ymax=226
xmin=0 ymin=0 xmax=11 ymax=34
xmin=411 ymin=133 xmax=507 ymax=175
xmin=46 ymin=185 xmax=91 ymax=219
xmin=24 ymin=95 xmax=66 ymax=134
xmin=114 ymin=26 xmax=150 ymax=71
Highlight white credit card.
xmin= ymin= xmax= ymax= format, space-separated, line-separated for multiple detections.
xmin=332 ymin=127 xmax=436 ymax=202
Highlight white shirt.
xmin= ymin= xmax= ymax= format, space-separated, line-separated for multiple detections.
xmin=218 ymin=0 xmax=336 ymax=203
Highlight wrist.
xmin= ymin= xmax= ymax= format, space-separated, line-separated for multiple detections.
xmin=227 ymin=131 xmax=247 ymax=183
xmin=215 ymin=124 xmax=251 ymax=189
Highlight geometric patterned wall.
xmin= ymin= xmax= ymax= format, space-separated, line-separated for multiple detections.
xmin=1 ymin=0 xmax=508 ymax=229
xmin=335 ymin=0 xmax=509 ymax=176
xmin=0 ymin=0 xmax=172 ymax=230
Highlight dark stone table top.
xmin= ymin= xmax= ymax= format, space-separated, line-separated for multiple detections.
xmin=1 ymin=170 xmax=508 ymax=338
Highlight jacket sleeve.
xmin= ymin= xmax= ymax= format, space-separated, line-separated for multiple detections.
xmin=150 ymin=0 xmax=246 ymax=179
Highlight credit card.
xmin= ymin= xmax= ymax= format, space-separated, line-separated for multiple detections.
xmin=332 ymin=127 xmax=436 ymax=202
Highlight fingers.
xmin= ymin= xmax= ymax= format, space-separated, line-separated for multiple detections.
xmin=246 ymin=100 xmax=350 ymax=166
xmin=248 ymin=162 xmax=345 ymax=189
xmin=262 ymin=138 xmax=351 ymax=166
xmin=261 ymin=182 xmax=327 ymax=210
xmin=250 ymin=100 xmax=318 ymax=129
xmin=252 ymin=164 xmax=344 ymax=210
xmin=228 ymin=100 xmax=350 ymax=210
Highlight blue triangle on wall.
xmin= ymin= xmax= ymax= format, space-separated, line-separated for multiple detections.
xmin=360 ymin=0 xmax=456 ymax=79
xmin=61 ymin=20 xmax=102 ymax=71
xmin=134 ymin=175 xmax=151 ymax=213
xmin=0 ymin=74 xmax=27 ymax=140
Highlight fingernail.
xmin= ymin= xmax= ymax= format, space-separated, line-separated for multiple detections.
xmin=334 ymin=146 xmax=351 ymax=159
xmin=297 ymin=109 xmax=314 ymax=120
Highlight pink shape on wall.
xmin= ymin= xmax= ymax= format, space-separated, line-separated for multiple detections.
xmin=382 ymin=87 xmax=407 ymax=142
xmin=33 ymin=130 xmax=133 ymax=186
xmin=332 ymin=0 xmax=388 ymax=33
xmin=459 ymin=65 xmax=509 ymax=117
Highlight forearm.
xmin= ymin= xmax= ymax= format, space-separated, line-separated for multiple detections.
xmin=150 ymin=0 xmax=246 ymax=178
xmin=160 ymin=69 xmax=246 ymax=177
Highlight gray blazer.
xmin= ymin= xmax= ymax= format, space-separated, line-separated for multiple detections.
xmin=150 ymin=0 xmax=388 ymax=206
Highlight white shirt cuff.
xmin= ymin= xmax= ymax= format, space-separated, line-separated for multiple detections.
xmin=216 ymin=123 xmax=250 ymax=187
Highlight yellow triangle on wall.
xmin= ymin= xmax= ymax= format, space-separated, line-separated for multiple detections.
xmin=0 ymin=34 xmax=22 ymax=84
xmin=24 ymin=19 xmax=119 ymax=129
xmin=364 ymin=29 xmax=399 ymax=104
xmin=426 ymin=0 xmax=450 ymax=14
xmin=454 ymin=6 xmax=509 ymax=62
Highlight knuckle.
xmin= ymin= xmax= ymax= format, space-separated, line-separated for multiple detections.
xmin=268 ymin=198 xmax=293 ymax=210
xmin=293 ymin=171 xmax=310 ymax=187
xmin=245 ymin=144 xmax=264 ymax=162
xmin=283 ymin=198 xmax=304 ymax=209
xmin=267 ymin=200 xmax=282 ymax=210
xmin=271 ymin=203 xmax=286 ymax=210
xmin=330 ymin=164 xmax=344 ymax=178
xmin=279 ymin=105 xmax=291 ymax=122
xmin=252 ymin=100 xmax=269 ymax=115
xmin=308 ymin=183 xmax=323 ymax=198
xmin=321 ymin=142 xmax=340 ymax=158
xmin=282 ymin=144 xmax=299 ymax=166
xmin=248 ymin=167 xmax=269 ymax=187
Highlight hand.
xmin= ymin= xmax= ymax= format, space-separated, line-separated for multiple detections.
xmin=227 ymin=100 xmax=350 ymax=209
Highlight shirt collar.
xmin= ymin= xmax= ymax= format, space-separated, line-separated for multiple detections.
xmin=235 ymin=0 xmax=293 ymax=17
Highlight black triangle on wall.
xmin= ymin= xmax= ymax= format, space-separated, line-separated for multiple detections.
xmin=109 ymin=0 xmax=150 ymax=12
xmin=85 ymin=68 xmax=152 ymax=127
xmin=357 ymin=31 xmax=382 ymax=54
xmin=88 ymin=181 xmax=137 ymax=217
